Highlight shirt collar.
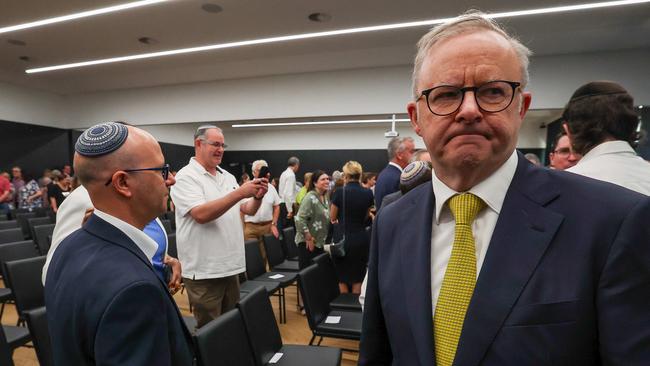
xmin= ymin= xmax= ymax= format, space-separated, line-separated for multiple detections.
xmin=432 ymin=150 xmax=518 ymax=224
xmin=388 ymin=161 xmax=404 ymax=173
xmin=93 ymin=209 xmax=158 ymax=264
xmin=189 ymin=157 xmax=223 ymax=176
xmin=575 ymin=140 xmax=636 ymax=165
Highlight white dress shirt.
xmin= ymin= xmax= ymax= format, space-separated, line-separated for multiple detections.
xmin=430 ymin=150 xmax=517 ymax=316
xmin=566 ymin=140 xmax=650 ymax=196
xmin=92 ymin=209 xmax=158 ymax=264
xmin=388 ymin=161 xmax=404 ymax=173
xmin=244 ymin=184 xmax=280 ymax=223
xmin=170 ymin=158 xmax=245 ymax=280
xmin=279 ymin=167 xmax=297 ymax=213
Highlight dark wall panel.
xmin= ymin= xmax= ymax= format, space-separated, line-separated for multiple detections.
xmin=0 ymin=120 xmax=72 ymax=178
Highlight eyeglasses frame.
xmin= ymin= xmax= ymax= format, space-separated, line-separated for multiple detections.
xmin=104 ymin=163 xmax=171 ymax=186
xmin=417 ymin=80 xmax=522 ymax=116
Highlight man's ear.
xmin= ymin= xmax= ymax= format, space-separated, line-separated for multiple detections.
xmin=519 ymin=92 xmax=532 ymax=119
xmin=110 ymin=171 xmax=133 ymax=198
xmin=407 ymin=102 xmax=422 ymax=136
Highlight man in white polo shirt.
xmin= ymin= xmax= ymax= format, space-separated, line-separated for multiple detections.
xmin=170 ymin=125 xmax=268 ymax=328
xmin=244 ymin=160 xmax=281 ymax=264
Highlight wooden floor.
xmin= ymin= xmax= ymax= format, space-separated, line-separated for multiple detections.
xmin=9 ymin=283 xmax=359 ymax=365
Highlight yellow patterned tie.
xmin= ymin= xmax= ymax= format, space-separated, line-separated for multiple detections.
xmin=434 ymin=193 xmax=485 ymax=366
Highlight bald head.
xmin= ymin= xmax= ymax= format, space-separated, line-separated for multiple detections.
xmin=75 ymin=126 xmax=160 ymax=188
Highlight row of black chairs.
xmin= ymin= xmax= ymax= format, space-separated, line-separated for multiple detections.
xmin=195 ymin=286 xmax=342 ymax=366
xmin=0 ymin=217 xmax=55 ymax=257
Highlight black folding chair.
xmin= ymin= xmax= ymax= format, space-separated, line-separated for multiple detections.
xmin=0 ymin=241 xmax=40 ymax=320
xmin=0 ymin=324 xmax=13 ymax=366
xmin=24 ymin=306 xmax=53 ymax=366
xmin=263 ymin=234 xmax=299 ymax=272
xmin=281 ymin=227 xmax=299 ymax=261
xmin=193 ymin=308 xmax=256 ymax=366
xmin=244 ymin=240 xmax=297 ymax=324
xmin=298 ymin=265 xmax=362 ymax=350
xmin=0 ymin=221 xmax=19 ymax=231
xmin=14 ymin=212 xmax=37 ymax=239
xmin=166 ymin=233 xmax=177 ymax=258
xmin=27 ymin=217 xmax=53 ymax=241
xmin=0 ymin=229 xmax=23 ymax=244
xmin=312 ymin=254 xmax=362 ymax=311
xmin=3 ymin=256 xmax=46 ymax=325
xmin=238 ymin=287 xmax=342 ymax=366
xmin=32 ymin=224 xmax=55 ymax=256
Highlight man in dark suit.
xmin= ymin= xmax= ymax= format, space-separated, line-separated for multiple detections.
xmin=360 ymin=11 xmax=650 ymax=366
xmin=45 ymin=122 xmax=194 ymax=365
xmin=374 ymin=136 xmax=415 ymax=210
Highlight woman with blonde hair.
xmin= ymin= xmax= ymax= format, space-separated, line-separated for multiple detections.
xmin=330 ymin=161 xmax=374 ymax=294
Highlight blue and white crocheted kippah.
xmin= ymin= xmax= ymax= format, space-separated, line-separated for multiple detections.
xmin=75 ymin=122 xmax=128 ymax=157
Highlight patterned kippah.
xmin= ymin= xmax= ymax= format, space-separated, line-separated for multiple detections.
xmin=75 ymin=122 xmax=128 ymax=157
xmin=400 ymin=160 xmax=432 ymax=193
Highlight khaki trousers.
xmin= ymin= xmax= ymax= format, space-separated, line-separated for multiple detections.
xmin=184 ymin=275 xmax=240 ymax=329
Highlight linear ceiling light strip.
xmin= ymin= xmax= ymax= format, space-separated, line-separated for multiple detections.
xmin=25 ymin=0 xmax=650 ymax=74
xmin=231 ymin=119 xmax=411 ymax=128
xmin=0 ymin=0 xmax=169 ymax=35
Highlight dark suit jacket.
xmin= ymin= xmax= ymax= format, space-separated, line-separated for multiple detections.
xmin=380 ymin=190 xmax=402 ymax=210
xmin=45 ymin=214 xmax=194 ymax=366
xmin=360 ymin=154 xmax=650 ymax=366
xmin=374 ymin=164 xmax=401 ymax=211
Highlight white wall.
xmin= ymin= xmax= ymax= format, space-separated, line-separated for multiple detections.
xmin=3 ymin=48 xmax=648 ymax=151
xmin=0 ymin=82 xmax=67 ymax=127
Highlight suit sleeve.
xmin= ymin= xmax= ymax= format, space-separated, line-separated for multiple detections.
xmin=597 ymin=197 xmax=650 ymax=365
xmin=359 ymin=215 xmax=393 ymax=365
xmin=94 ymin=281 xmax=174 ymax=366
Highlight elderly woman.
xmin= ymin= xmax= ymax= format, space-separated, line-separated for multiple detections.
xmin=330 ymin=161 xmax=374 ymax=294
xmin=294 ymin=170 xmax=330 ymax=269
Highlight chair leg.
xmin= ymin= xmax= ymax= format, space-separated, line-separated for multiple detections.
xmin=317 ymin=336 xmax=323 ymax=346
xmin=0 ymin=302 xmax=4 ymax=320
xmin=282 ymin=287 xmax=287 ymax=324
xmin=309 ymin=334 xmax=316 ymax=345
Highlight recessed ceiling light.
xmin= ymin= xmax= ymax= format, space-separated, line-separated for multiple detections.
xmin=201 ymin=3 xmax=223 ymax=14
xmin=308 ymin=12 xmax=332 ymax=22
xmin=7 ymin=39 xmax=26 ymax=46
xmin=19 ymin=56 xmax=30 ymax=62
xmin=138 ymin=36 xmax=158 ymax=45
xmin=232 ymin=118 xmax=410 ymax=128
xmin=25 ymin=0 xmax=650 ymax=74
xmin=0 ymin=0 xmax=168 ymax=35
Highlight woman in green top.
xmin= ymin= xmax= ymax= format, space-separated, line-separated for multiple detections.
xmin=294 ymin=170 xmax=331 ymax=269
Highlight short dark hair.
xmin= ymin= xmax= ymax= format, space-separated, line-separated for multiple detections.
xmin=563 ymin=91 xmax=639 ymax=155
xmin=549 ymin=131 xmax=567 ymax=152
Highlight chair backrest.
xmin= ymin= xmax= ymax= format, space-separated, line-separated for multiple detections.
xmin=3 ymin=256 xmax=46 ymax=315
xmin=0 ymin=221 xmax=19 ymax=231
xmin=244 ymin=239 xmax=267 ymax=279
xmin=0 ymin=241 xmax=40 ymax=282
xmin=28 ymin=217 xmax=54 ymax=241
xmin=160 ymin=219 xmax=172 ymax=234
xmin=282 ymin=227 xmax=299 ymax=259
xmin=193 ymin=308 xmax=256 ymax=366
xmin=0 ymin=215 xmax=7 ymax=221
xmin=0 ymin=228 xmax=24 ymax=244
xmin=262 ymin=234 xmax=286 ymax=269
xmin=32 ymin=224 xmax=55 ymax=256
xmin=237 ymin=286 xmax=283 ymax=365
xmin=0 ymin=324 xmax=14 ymax=366
xmin=24 ymin=306 xmax=53 ymax=366
xmin=312 ymin=253 xmax=340 ymax=302
xmin=15 ymin=212 xmax=37 ymax=239
xmin=298 ymin=264 xmax=332 ymax=330
xmin=167 ymin=233 xmax=177 ymax=258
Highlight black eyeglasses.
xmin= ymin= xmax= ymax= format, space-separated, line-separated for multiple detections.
xmin=417 ymin=80 xmax=521 ymax=116
xmin=104 ymin=163 xmax=170 ymax=186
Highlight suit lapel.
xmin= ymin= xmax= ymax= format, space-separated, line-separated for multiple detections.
xmin=398 ymin=184 xmax=436 ymax=366
xmin=84 ymin=215 xmax=193 ymax=339
xmin=454 ymin=156 xmax=564 ymax=366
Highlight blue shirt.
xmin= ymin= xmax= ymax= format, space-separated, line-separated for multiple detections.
xmin=143 ymin=219 xmax=167 ymax=282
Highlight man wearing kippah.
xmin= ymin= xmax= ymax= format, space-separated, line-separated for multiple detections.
xmin=45 ymin=122 xmax=194 ymax=365
xmin=563 ymin=81 xmax=650 ymax=195
xmin=360 ymin=11 xmax=650 ymax=366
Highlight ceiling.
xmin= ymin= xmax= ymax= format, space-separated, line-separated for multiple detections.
xmin=1 ymin=0 xmax=649 ymax=95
